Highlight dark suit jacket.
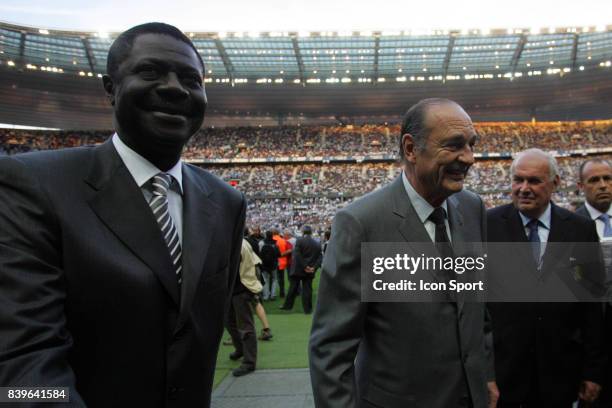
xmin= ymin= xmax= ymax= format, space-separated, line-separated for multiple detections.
xmin=0 ymin=140 xmax=246 ymax=407
xmin=575 ymin=204 xmax=590 ymax=219
xmin=289 ymin=235 xmax=322 ymax=279
xmin=487 ymin=203 xmax=606 ymax=405
xmin=309 ymin=176 xmax=493 ymax=408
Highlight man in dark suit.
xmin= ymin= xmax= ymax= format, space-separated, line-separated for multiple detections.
xmin=487 ymin=149 xmax=605 ymax=407
xmin=280 ymin=225 xmax=322 ymax=314
xmin=576 ymin=158 xmax=612 ymax=407
xmin=309 ymin=98 xmax=498 ymax=408
xmin=0 ymin=23 xmax=246 ymax=407
xmin=576 ymin=159 xmax=612 ymax=239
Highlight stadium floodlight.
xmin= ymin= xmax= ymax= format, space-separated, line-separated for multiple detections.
xmin=217 ymin=32 xmax=226 ymax=38
xmin=7 ymin=60 xmax=15 ymax=67
xmin=341 ymin=77 xmax=351 ymax=83
xmin=274 ymin=79 xmax=283 ymax=83
xmin=396 ymin=76 xmax=407 ymax=82
xmin=579 ymin=66 xmax=585 ymax=71
xmin=97 ymin=31 xmax=109 ymax=39
xmin=298 ymin=31 xmax=310 ymax=37
xmin=79 ymin=71 xmax=85 ymax=76
xmin=377 ymin=77 xmax=386 ymax=82
xmin=39 ymin=29 xmax=49 ymax=35
xmin=293 ymin=79 xmax=301 ymax=84
xmin=247 ymin=31 xmax=259 ymax=38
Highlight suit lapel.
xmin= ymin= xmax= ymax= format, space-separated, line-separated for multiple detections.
xmin=541 ymin=204 xmax=568 ymax=274
xmin=175 ymin=165 xmax=220 ymax=331
xmin=447 ymin=195 xmax=466 ymax=309
xmin=391 ymin=177 xmax=431 ymax=244
xmin=390 ymin=176 xmax=454 ymax=294
xmin=84 ymin=140 xmax=180 ymax=306
xmin=503 ymin=206 xmax=540 ymax=274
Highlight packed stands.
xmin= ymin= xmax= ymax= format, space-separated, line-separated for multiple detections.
xmin=1 ymin=122 xmax=610 ymax=232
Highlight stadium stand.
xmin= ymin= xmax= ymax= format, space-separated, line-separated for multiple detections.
xmin=2 ymin=122 xmax=610 ymax=232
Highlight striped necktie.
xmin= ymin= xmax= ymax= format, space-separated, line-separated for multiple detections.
xmin=149 ymin=173 xmax=182 ymax=285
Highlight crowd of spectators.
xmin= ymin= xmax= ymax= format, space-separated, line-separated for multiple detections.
xmin=0 ymin=129 xmax=109 ymax=155
xmin=2 ymin=122 xmax=610 ymax=159
xmin=1 ymin=124 xmax=610 ymax=231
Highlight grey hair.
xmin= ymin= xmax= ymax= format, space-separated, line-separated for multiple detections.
xmin=510 ymin=148 xmax=559 ymax=181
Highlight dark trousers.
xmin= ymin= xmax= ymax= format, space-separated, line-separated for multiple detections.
xmin=282 ymin=276 xmax=313 ymax=313
xmin=226 ymin=291 xmax=257 ymax=369
xmin=277 ymin=268 xmax=286 ymax=297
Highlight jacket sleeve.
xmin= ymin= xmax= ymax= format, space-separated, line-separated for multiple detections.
xmin=0 ymin=156 xmax=86 ymax=406
xmin=309 ymin=209 xmax=367 ymax=408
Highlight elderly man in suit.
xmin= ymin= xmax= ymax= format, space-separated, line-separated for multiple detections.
xmin=0 ymin=23 xmax=246 ymax=407
xmin=487 ymin=149 xmax=605 ymax=407
xmin=309 ymin=98 xmax=498 ymax=408
xmin=280 ymin=225 xmax=322 ymax=314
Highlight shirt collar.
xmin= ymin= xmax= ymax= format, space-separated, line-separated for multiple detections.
xmin=585 ymin=201 xmax=612 ymax=220
xmin=401 ymin=171 xmax=448 ymax=224
xmin=112 ymin=133 xmax=183 ymax=193
xmin=519 ymin=202 xmax=552 ymax=230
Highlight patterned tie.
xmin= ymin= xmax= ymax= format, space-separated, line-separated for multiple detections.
xmin=599 ymin=213 xmax=612 ymax=238
xmin=527 ymin=219 xmax=541 ymax=265
xmin=149 ymin=173 xmax=182 ymax=285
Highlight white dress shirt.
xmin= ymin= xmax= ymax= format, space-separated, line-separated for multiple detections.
xmin=112 ymin=133 xmax=184 ymax=244
xmin=401 ymin=171 xmax=452 ymax=243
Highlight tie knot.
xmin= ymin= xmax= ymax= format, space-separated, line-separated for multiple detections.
xmin=599 ymin=213 xmax=610 ymax=223
xmin=428 ymin=207 xmax=447 ymax=226
xmin=527 ymin=218 xmax=540 ymax=232
xmin=151 ymin=173 xmax=172 ymax=197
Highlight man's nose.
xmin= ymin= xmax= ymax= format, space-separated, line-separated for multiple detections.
xmin=157 ymin=72 xmax=189 ymax=99
xmin=458 ymin=146 xmax=475 ymax=166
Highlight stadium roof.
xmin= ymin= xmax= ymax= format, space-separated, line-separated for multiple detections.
xmin=1 ymin=22 xmax=611 ymax=83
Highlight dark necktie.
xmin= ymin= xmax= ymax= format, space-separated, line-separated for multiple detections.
xmin=527 ymin=218 xmax=541 ymax=265
xmin=428 ymin=207 xmax=454 ymax=259
xmin=149 ymin=173 xmax=183 ymax=285
xmin=428 ymin=207 xmax=455 ymax=301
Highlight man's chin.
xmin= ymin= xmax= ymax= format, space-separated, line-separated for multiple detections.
xmin=443 ymin=180 xmax=464 ymax=194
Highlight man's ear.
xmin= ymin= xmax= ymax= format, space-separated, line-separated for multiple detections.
xmin=401 ymin=133 xmax=417 ymax=163
xmin=552 ymin=174 xmax=561 ymax=190
xmin=102 ymin=74 xmax=115 ymax=106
